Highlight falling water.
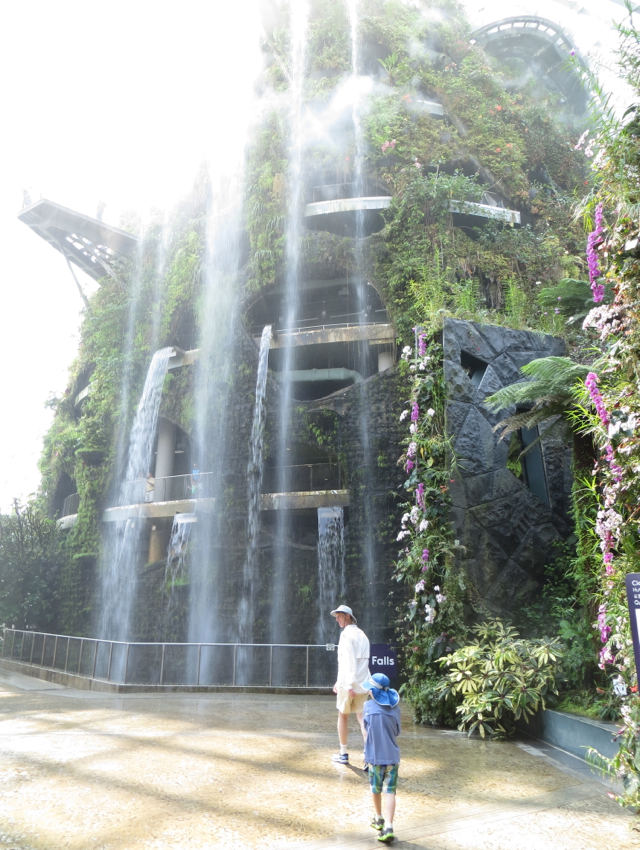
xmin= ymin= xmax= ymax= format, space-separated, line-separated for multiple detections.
xmin=316 ymin=507 xmax=346 ymax=644
xmin=163 ymin=513 xmax=196 ymax=636
xmin=188 ymin=9 xmax=263 ymax=645
xmin=98 ymin=347 xmax=173 ymax=640
xmin=238 ymin=325 xmax=272 ymax=645
xmin=269 ymin=0 xmax=310 ymax=647
xmin=347 ymin=0 xmax=377 ymax=634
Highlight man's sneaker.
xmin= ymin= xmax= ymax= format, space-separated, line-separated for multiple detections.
xmin=378 ymin=826 xmax=395 ymax=843
xmin=331 ymin=752 xmax=349 ymax=764
xmin=370 ymin=816 xmax=384 ymax=831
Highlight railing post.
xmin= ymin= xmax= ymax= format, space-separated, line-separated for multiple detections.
xmin=78 ymin=639 xmax=84 ymax=674
xmin=197 ymin=644 xmax=202 ymax=686
xmin=52 ymin=635 xmax=58 ymax=669
xmin=159 ymin=644 xmax=166 ymax=685
xmin=124 ymin=644 xmax=130 ymax=685
xmin=232 ymin=645 xmax=237 ymax=687
xmin=64 ymin=637 xmax=70 ymax=673
xmin=29 ymin=633 xmax=35 ymax=665
xmin=19 ymin=631 xmax=25 ymax=663
xmin=92 ymin=641 xmax=98 ymax=679
xmin=269 ymin=645 xmax=273 ymax=687
xmin=306 ymin=645 xmax=309 ymax=688
xmin=41 ymin=634 xmax=46 ymax=667
xmin=107 ymin=642 xmax=114 ymax=681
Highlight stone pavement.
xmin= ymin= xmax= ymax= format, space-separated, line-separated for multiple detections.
xmin=0 ymin=668 xmax=636 ymax=849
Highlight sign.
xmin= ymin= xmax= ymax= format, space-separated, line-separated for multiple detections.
xmin=369 ymin=644 xmax=397 ymax=680
xmin=625 ymin=573 xmax=640 ymax=686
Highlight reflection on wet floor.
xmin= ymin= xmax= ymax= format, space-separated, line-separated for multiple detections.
xmin=0 ymin=671 xmax=636 ymax=850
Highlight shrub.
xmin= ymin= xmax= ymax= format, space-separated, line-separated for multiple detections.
xmin=438 ymin=618 xmax=563 ymax=739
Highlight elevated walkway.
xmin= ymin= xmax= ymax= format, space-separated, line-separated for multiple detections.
xmin=18 ymin=199 xmax=139 ymax=283
xmin=261 ymin=322 xmax=394 ymax=349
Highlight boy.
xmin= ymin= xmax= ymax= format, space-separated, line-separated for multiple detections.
xmin=361 ymin=672 xmax=400 ymax=844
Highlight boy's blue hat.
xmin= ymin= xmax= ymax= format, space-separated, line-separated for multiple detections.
xmin=361 ymin=672 xmax=399 ymax=707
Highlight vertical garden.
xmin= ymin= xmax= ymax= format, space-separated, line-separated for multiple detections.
xmin=3 ymin=0 xmax=640 ymax=818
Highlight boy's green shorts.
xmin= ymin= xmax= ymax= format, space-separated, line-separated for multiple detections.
xmin=368 ymin=764 xmax=399 ymax=794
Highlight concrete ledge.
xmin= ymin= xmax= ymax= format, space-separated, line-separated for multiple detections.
xmin=102 ymin=498 xmax=215 ymax=522
xmin=0 ymin=659 xmax=333 ymax=695
xmin=260 ymin=490 xmax=350 ymax=510
xmin=168 ymin=348 xmax=200 ymax=370
xmin=264 ymin=323 xmax=394 ymax=349
xmin=304 ymin=196 xmax=391 ymax=217
xmin=449 ymin=200 xmax=521 ymax=224
xmin=518 ymin=708 xmax=620 ymax=761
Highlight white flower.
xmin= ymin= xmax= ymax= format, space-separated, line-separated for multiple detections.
xmin=409 ymin=364 xmax=416 ymax=372
xmin=401 ymin=345 xmax=412 ymax=361
xmin=399 ymin=409 xmax=409 ymax=421
xmin=418 ymin=361 xmax=426 ymax=370
xmin=433 ymin=585 xmax=440 ymax=592
xmin=408 ymin=599 xmax=417 ymax=609
xmin=401 ymin=513 xmax=410 ymax=525
xmin=424 ymin=604 xmax=435 ymax=624
xmin=410 ymin=506 xmax=420 ymax=525
xmin=419 ymin=519 xmax=429 ymax=532
xmin=409 ymin=423 xmax=417 ymax=434
xmin=415 ymin=580 xmax=425 ymax=593
xmin=427 ymin=408 xmax=435 ymax=417
xmin=396 ymin=530 xmax=410 ymax=541
xmin=436 ymin=593 xmax=447 ymax=604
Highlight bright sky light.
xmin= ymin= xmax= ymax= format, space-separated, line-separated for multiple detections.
xmin=0 ymin=0 xmax=632 ymax=512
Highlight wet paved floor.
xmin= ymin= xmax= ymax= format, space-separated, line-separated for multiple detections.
xmin=0 ymin=669 xmax=636 ymax=849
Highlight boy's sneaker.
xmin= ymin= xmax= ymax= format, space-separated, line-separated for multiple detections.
xmin=378 ymin=826 xmax=395 ymax=843
xmin=370 ymin=816 xmax=384 ymax=831
xmin=331 ymin=752 xmax=349 ymax=764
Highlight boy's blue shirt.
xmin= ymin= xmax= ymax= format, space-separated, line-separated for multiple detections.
xmin=363 ymin=699 xmax=401 ymax=766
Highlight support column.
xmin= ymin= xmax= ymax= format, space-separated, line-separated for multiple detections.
xmin=378 ymin=350 xmax=394 ymax=372
xmin=148 ymin=523 xmax=170 ymax=564
xmin=154 ymin=418 xmax=176 ymax=501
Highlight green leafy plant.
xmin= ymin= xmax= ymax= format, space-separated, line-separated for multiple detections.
xmin=438 ymin=618 xmax=563 ymax=739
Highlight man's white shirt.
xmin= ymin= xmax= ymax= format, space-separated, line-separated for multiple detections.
xmin=336 ymin=624 xmax=370 ymax=692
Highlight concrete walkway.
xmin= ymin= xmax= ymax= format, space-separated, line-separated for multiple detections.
xmin=0 ymin=669 xmax=636 ymax=849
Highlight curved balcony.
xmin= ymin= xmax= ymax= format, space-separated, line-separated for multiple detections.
xmin=303 ymin=182 xmax=392 ymax=237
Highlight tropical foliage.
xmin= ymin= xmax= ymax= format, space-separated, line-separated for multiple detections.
xmin=438 ymin=619 xmax=562 ymax=739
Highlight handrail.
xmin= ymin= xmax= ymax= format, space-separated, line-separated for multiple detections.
xmin=1 ymin=628 xmax=336 ymax=689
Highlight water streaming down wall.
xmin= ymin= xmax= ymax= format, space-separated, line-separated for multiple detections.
xmin=188 ymin=9 xmax=264 ymax=647
xmin=347 ymin=0 xmax=378 ymax=635
xmin=316 ymin=507 xmax=346 ymax=644
xmin=163 ymin=512 xmax=196 ymax=636
xmin=239 ymin=325 xmax=272 ymax=646
xmin=269 ymin=0 xmax=310 ymax=649
xmin=98 ymin=346 xmax=174 ymax=641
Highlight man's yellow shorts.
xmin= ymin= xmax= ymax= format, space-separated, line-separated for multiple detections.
xmin=336 ymin=687 xmax=368 ymax=714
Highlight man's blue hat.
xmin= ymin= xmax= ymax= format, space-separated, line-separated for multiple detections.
xmin=361 ymin=672 xmax=399 ymax=707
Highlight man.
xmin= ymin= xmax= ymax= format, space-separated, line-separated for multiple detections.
xmin=330 ymin=604 xmax=370 ymax=765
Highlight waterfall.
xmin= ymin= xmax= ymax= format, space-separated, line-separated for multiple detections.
xmin=347 ymin=0 xmax=377 ymax=635
xmin=188 ymin=9 xmax=263 ymax=645
xmin=163 ymin=512 xmax=196 ymax=637
xmin=238 ymin=325 xmax=272 ymax=646
xmin=97 ymin=347 xmax=173 ymax=640
xmin=316 ymin=507 xmax=346 ymax=644
xmin=269 ymin=0 xmax=310 ymax=648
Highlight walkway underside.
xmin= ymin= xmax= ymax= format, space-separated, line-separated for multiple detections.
xmin=0 ymin=668 xmax=635 ymax=850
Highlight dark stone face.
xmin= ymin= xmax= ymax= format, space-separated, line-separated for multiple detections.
xmin=443 ymin=318 xmax=572 ymax=615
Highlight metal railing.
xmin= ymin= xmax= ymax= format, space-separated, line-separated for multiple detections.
xmin=120 ymin=472 xmax=216 ymax=505
xmin=61 ymin=493 xmax=80 ymax=517
xmin=310 ymin=180 xmax=390 ymax=203
xmin=1 ymin=629 xmax=336 ymax=689
xmin=262 ymin=463 xmax=342 ymax=494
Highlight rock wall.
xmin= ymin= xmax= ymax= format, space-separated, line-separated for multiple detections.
xmin=444 ymin=318 xmax=572 ymax=614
